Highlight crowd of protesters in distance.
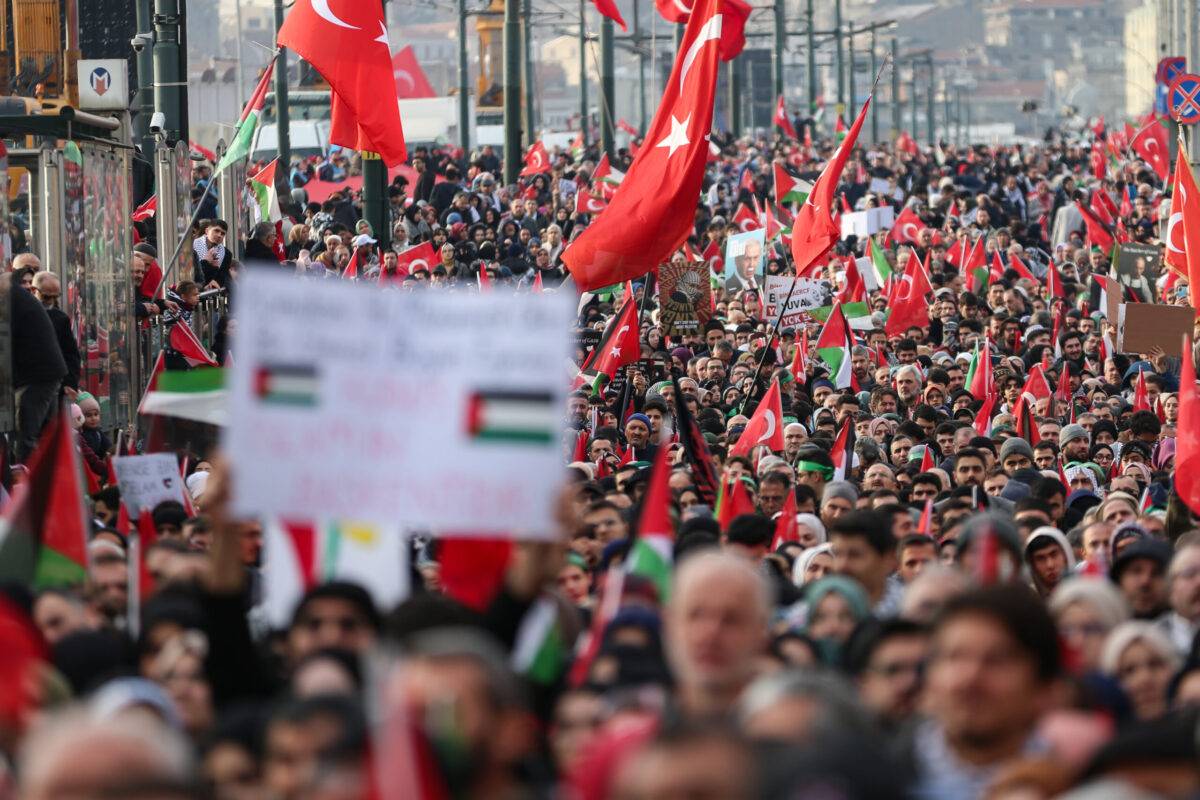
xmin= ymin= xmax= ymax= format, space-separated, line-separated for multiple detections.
xmin=3 ymin=108 xmax=1200 ymax=800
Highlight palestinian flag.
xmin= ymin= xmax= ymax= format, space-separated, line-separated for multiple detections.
xmin=249 ymin=159 xmax=283 ymax=226
xmin=831 ymin=417 xmax=855 ymax=481
xmin=466 ymin=390 xmax=556 ymax=445
xmin=512 ymin=595 xmax=568 ymax=684
xmin=814 ymin=301 xmax=857 ymax=389
xmin=139 ymin=367 xmax=227 ymax=426
xmin=834 ymin=115 xmax=848 ymax=143
xmin=262 ymin=519 xmax=408 ymax=629
xmin=216 ymin=61 xmax=275 ymax=173
xmin=0 ymin=410 xmax=89 ymax=589
xmin=773 ymin=162 xmax=812 ymax=206
xmin=866 ymin=236 xmax=892 ymax=288
xmin=625 ymin=448 xmax=675 ymax=603
xmin=672 ymin=376 xmax=719 ymax=506
xmin=917 ymin=498 xmax=933 ymax=535
xmin=256 ymin=364 xmax=319 ymax=407
xmin=966 ymin=338 xmax=994 ymax=401
xmin=169 ymin=321 xmax=219 ymax=368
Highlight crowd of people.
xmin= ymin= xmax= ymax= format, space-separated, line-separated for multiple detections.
xmin=1 ymin=104 xmax=1200 ymax=800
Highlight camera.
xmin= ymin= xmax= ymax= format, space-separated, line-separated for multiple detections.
xmin=149 ymin=112 xmax=166 ymax=135
xmin=130 ymin=33 xmax=154 ymax=53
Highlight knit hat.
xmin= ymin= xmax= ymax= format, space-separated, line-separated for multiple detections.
xmin=1059 ymin=423 xmax=1089 ymax=448
xmin=626 ymin=413 xmax=652 ymax=430
xmin=822 ymin=480 xmax=859 ymax=504
xmin=999 ymin=437 xmax=1034 ymax=463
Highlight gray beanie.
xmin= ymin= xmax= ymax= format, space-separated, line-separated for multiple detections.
xmin=1059 ymin=424 xmax=1089 ymax=448
xmin=822 ymin=480 xmax=859 ymax=505
xmin=999 ymin=437 xmax=1034 ymax=463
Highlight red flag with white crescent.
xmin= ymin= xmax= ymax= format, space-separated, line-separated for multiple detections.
xmin=728 ymin=380 xmax=784 ymax=458
xmin=520 ymin=141 xmax=551 ymax=177
xmin=1130 ymin=116 xmax=1170 ymax=182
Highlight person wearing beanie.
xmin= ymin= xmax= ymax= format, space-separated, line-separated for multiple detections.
xmin=998 ymin=438 xmax=1034 ymax=476
xmin=820 ymin=480 xmax=859 ymax=528
xmin=1023 ymin=526 xmax=1075 ymax=597
xmin=624 ymin=413 xmax=657 ymax=462
xmin=1110 ymin=539 xmax=1171 ymax=619
xmin=1059 ymin=424 xmax=1090 ymax=462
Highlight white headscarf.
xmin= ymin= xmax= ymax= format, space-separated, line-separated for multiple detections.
xmin=793 ymin=542 xmax=834 ymax=586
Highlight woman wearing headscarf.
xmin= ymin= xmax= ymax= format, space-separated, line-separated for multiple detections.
xmin=1100 ymin=622 xmax=1180 ymax=721
xmin=803 ymin=576 xmax=872 ymax=665
xmin=792 ymin=543 xmax=833 ymax=587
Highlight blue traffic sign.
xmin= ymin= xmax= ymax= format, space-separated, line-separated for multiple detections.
xmin=1160 ymin=56 xmax=1187 ymax=84
xmin=1170 ymin=73 xmax=1200 ymax=124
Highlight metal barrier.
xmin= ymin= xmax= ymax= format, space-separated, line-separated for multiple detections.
xmin=133 ymin=287 xmax=230 ymax=402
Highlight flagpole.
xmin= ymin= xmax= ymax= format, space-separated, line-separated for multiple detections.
xmin=615 ymin=272 xmax=657 ymax=430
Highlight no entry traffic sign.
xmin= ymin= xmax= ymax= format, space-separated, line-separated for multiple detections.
xmin=1169 ymin=73 xmax=1200 ymax=124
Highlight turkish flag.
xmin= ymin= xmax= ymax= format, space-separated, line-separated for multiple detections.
xmin=587 ymin=295 xmax=642 ymax=379
xmin=774 ymin=95 xmax=796 ymax=139
xmin=592 ymin=0 xmax=627 ymax=30
xmin=789 ymin=95 xmax=871 ymax=276
xmin=884 ymin=251 xmax=931 ymax=336
xmin=520 ymin=141 xmax=551 ymax=176
xmin=729 ymin=379 xmax=785 ymax=458
xmin=278 ymin=0 xmax=407 ymax=166
xmin=1177 ymin=337 xmax=1200 ymax=514
xmin=575 ymin=188 xmax=608 ymax=214
xmin=1131 ymin=117 xmax=1170 ymax=182
xmin=392 ymin=46 xmax=436 ymax=99
xmin=1166 ymin=157 xmax=1187 ymax=277
xmin=1133 ymin=368 xmax=1151 ymax=412
xmin=653 ymin=0 xmax=750 ymax=60
xmin=1046 ymin=257 xmax=1065 ymax=299
xmin=732 ymin=202 xmax=760 ymax=232
xmin=888 ymin=205 xmax=923 ymax=246
xmin=1075 ymin=200 xmax=1115 ymax=254
xmin=562 ymin=0 xmax=724 ymax=291
xmin=1175 ymin=135 xmax=1200 ymax=310
xmin=392 ymin=241 xmax=436 ymax=278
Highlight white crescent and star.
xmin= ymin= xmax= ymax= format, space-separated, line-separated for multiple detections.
xmin=758 ymin=410 xmax=776 ymax=443
xmin=408 ymin=258 xmax=429 ymax=271
xmin=902 ymin=222 xmax=918 ymax=241
xmin=530 ymin=149 xmax=545 ymax=168
xmin=312 ymin=0 xmax=359 ymax=29
xmin=1168 ymin=212 xmax=1185 ymax=253
xmin=679 ymin=15 xmax=723 ymax=97
xmin=671 ymin=0 xmax=693 ymax=15
xmin=395 ymin=69 xmax=415 ymax=93
xmin=657 ymin=113 xmax=692 ymax=158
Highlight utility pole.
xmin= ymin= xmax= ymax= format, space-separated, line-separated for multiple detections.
xmin=600 ymin=16 xmax=615 ymax=158
xmin=635 ymin=0 xmax=647 ymax=133
xmin=133 ymin=0 xmax=155 ymax=158
xmin=1187 ymin=0 xmax=1198 ymax=155
xmin=847 ymin=29 xmax=856 ymax=114
xmin=729 ymin=58 xmax=743 ymax=137
xmin=274 ymin=0 xmax=290 ymax=170
xmin=579 ymin=0 xmax=589 ymax=145
xmin=869 ymin=29 xmax=878 ymax=143
xmin=834 ymin=0 xmax=844 ymax=113
xmin=458 ymin=0 xmax=470 ymax=153
xmin=773 ymin=0 xmax=785 ymax=101
xmin=926 ymin=57 xmax=935 ymax=145
xmin=523 ymin=0 xmax=535 ymax=145
xmin=806 ymin=0 xmax=816 ymax=113
xmin=909 ymin=64 xmax=918 ymax=141
xmin=362 ymin=0 xmax=389 ymax=249
xmin=504 ymin=0 xmax=522 ymax=183
xmin=890 ymin=38 xmax=899 ymax=138
xmin=152 ymin=0 xmax=188 ymax=146
xmin=233 ymin=0 xmax=246 ymax=104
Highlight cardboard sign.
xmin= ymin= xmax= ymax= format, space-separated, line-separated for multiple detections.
xmin=224 ymin=271 xmax=574 ymax=538
xmin=764 ymin=276 xmax=835 ymax=329
xmin=659 ymin=257 xmax=712 ymax=337
xmin=1117 ymin=302 xmax=1195 ymax=355
xmin=113 ymin=454 xmax=186 ymax=518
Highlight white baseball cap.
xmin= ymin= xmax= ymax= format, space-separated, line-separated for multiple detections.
xmin=352 ymin=234 xmax=377 ymax=248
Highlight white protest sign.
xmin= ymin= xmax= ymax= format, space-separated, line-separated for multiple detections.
xmin=839 ymin=206 xmax=895 ymax=239
xmin=868 ymin=177 xmax=891 ymax=195
xmin=113 ymin=454 xmax=185 ymax=517
xmin=764 ymin=276 xmax=834 ymax=329
xmin=224 ymin=271 xmax=574 ymax=538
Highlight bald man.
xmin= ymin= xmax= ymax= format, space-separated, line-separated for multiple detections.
xmin=32 ymin=272 xmax=79 ymax=397
xmin=665 ymin=551 xmax=770 ymax=718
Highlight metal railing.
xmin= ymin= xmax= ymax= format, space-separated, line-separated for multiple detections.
xmin=134 ymin=288 xmax=230 ymax=401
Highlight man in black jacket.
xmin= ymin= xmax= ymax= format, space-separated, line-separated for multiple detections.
xmin=10 ymin=271 xmax=66 ymax=461
xmin=31 ymin=271 xmax=80 ymax=399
